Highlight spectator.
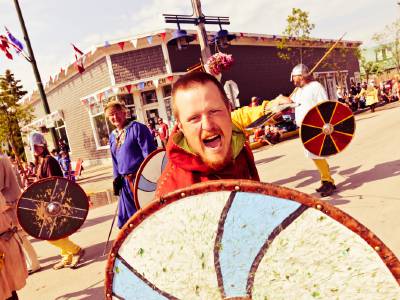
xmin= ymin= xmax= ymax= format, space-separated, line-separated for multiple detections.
xmin=59 ymin=151 xmax=72 ymax=180
xmin=147 ymin=119 xmax=158 ymax=147
xmin=157 ymin=117 xmax=169 ymax=148
xmin=50 ymin=149 xmax=61 ymax=165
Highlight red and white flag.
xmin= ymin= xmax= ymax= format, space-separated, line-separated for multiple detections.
xmin=72 ymin=43 xmax=85 ymax=74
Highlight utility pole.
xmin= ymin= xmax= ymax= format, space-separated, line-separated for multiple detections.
xmin=13 ymin=0 xmax=57 ymax=145
xmin=191 ymin=0 xmax=211 ymax=62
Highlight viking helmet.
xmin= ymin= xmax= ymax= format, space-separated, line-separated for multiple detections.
xmin=30 ymin=132 xmax=47 ymax=148
xmin=290 ymin=64 xmax=309 ymax=81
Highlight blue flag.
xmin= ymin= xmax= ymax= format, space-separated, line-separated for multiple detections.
xmin=5 ymin=27 xmax=24 ymax=53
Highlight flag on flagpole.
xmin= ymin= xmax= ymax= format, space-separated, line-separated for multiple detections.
xmin=71 ymin=43 xmax=85 ymax=74
xmin=0 ymin=35 xmax=13 ymax=59
xmin=5 ymin=27 xmax=24 ymax=53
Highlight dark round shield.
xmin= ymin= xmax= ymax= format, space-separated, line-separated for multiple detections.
xmin=105 ymin=180 xmax=400 ymax=299
xmin=17 ymin=177 xmax=89 ymax=240
xmin=300 ymin=101 xmax=355 ymax=156
xmin=133 ymin=149 xmax=168 ymax=209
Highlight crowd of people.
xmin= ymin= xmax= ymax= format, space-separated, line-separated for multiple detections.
xmin=337 ymin=76 xmax=399 ymax=113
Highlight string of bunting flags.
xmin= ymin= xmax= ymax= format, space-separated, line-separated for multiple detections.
xmin=80 ymin=75 xmax=175 ymax=107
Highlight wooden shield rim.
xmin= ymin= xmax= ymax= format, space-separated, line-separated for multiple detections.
xmin=104 ymin=179 xmax=400 ymax=298
xmin=300 ymin=101 xmax=356 ymax=157
xmin=17 ymin=176 xmax=89 ymax=241
xmin=133 ymin=148 xmax=166 ymax=210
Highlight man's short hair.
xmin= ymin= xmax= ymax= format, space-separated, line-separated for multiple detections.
xmin=104 ymin=100 xmax=126 ymax=116
xmin=171 ymin=72 xmax=229 ymax=120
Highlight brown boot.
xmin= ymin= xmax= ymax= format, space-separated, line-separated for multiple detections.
xmin=319 ymin=181 xmax=336 ymax=197
xmin=69 ymin=248 xmax=85 ymax=269
xmin=315 ymin=181 xmax=329 ymax=192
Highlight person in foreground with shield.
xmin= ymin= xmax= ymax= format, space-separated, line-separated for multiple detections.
xmin=105 ymin=101 xmax=156 ymax=229
xmin=156 ymin=72 xmax=278 ymax=197
xmin=275 ymin=64 xmax=336 ymax=197
xmin=0 ymin=156 xmax=28 ymax=300
xmin=0 ymin=152 xmax=41 ymax=276
xmin=30 ymin=132 xmax=85 ymax=270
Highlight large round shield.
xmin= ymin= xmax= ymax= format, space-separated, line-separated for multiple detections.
xmin=105 ymin=180 xmax=400 ymax=300
xmin=301 ymin=101 xmax=355 ymax=156
xmin=17 ymin=177 xmax=89 ymax=240
xmin=133 ymin=149 xmax=168 ymax=209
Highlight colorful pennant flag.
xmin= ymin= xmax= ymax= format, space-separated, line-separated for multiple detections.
xmin=0 ymin=35 xmax=13 ymax=59
xmin=167 ymin=75 xmax=174 ymax=82
xmin=125 ymin=84 xmax=132 ymax=93
xmin=160 ymin=32 xmax=166 ymax=41
xmin=105 ymin=41 xmax=110 ymax=47
xmin=118 ymin=41 xmax=125 ymax=50
xmin=137 ymin=82 xmax=145 ymax=90
xmin=152 ymin=79 xmax=159 ymax=88
xmin=72 ymin=43 xmax=85 ymax=74
xmin=131 ymin=39 xmax=138 ymax=48
xmin=146 ymin=36 xmax=153 ymax=45
xmin=5 ymin=27 xmax=24 ymax=53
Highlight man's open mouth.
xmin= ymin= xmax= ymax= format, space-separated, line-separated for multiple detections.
xmin=202 ymin=134 xmax=222 ymax=148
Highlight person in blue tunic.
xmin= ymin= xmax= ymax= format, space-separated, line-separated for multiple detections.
xmin=105 ymin=101 xmax=157 ymax=228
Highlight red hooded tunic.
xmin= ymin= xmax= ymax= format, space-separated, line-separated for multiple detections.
xmin=155 ymin=127 xmax=260 ymax=198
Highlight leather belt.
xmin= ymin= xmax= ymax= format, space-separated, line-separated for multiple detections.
xmin=124 ymin=173 xmax=137 ymax=197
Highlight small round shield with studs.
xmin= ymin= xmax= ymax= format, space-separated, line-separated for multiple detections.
xmin=17 ymin=177 xmax=89 ymax=240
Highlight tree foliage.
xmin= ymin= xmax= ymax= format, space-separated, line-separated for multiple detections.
xmin=277 ymin=8 xmax=315 ymax=62
xmin=372 ymin=18 xmax=400 ymax=73
xmin=359 ymin=56 xmax=383 ymax=82
xmin=0 ymin=69 xmax=34 ymax=160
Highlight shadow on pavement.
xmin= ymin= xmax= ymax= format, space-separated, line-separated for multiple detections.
xmin=271 ymin=166 xmax=340 ymax=188
xmin=78 ymin=174 xmax=113 ymax=184
xmin=255 ymin=155 xmax=285 ymax=165
xmin=77 ymin=240 xmax=114 ymax=269
xmin=55 ymin=283 xmax=104 ymax=300
xmin=336 ymin=159 xmax=400 ymax=191
xmin=80 ymin=213 xmax=115 ymax=230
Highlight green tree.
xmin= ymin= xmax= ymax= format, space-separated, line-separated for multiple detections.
xmin=372 ymin=18 xmax=400 ymax=74
xmin=359 ymin=56 xmax=383 ymax=82
xmin=277 ymin=8 xmax=315 ymax=63
xmin=0 ymin=69 xmax=34 ymax=162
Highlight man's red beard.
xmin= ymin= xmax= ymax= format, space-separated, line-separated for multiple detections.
xmin=202 ymin=145 xmax=233 ymax=171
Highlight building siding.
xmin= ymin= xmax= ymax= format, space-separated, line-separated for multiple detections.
xmin=168 ymin=44 xmax=360 ymax=106
xmin=111 ymin=46 xmax=167 ymax=83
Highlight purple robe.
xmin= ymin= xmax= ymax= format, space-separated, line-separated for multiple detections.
xmin=109 ymin=121 xmax=156 ymax=228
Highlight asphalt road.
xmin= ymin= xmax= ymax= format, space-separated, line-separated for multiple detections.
xmin=19 ymin=102 xmax=400 ymax=299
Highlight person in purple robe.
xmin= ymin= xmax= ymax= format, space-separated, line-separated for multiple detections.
xmin=105 ymin=101 xmax=156 ymax=228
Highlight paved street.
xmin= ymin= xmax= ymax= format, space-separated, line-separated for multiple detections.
xmin=19 ymin=102 xmax=400 ymax=299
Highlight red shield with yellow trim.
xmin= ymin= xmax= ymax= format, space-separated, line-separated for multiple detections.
xmin=300 ymin=101 xmax=355 ymax=156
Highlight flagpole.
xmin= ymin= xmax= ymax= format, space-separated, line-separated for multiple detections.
xmin=13 ymin=0 xmax=57 ymax=145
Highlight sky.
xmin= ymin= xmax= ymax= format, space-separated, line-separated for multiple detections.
xmin=0 ymin=0 xmax=399 ymax=93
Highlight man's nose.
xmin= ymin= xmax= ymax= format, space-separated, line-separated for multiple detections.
xmin=201 ymin=115 xmax=215 ymax=131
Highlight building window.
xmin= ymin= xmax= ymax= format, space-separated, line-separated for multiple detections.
xmin=54 ymin=119 xmax=71 ymax=152
xmin=118 ymin=93 xmax=137 ymax=121
xmin=141 ymin=90 xmax=157 ymax=105
xmin=89 ymin=102 xmax=115 ymax=148
xmin=162 ymin=85 xmax=174 ymax=125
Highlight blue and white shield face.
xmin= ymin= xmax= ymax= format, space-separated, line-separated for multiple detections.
xmin=134 ymin=149 xmax=168 ymax=209
xmin=106 ymin=181 xmax=400 ymax=300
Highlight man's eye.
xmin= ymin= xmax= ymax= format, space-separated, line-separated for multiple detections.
xmin=188 ymin=116 xmax=200 ymax=122
xmin=210 ymin=109 xmax=221 ymax=114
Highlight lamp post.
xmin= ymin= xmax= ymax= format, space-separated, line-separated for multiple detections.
xmin=13 ymin=0 xmax=57 ymax=145
xmin=163 ymin=0 xmax=234 ymax=63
